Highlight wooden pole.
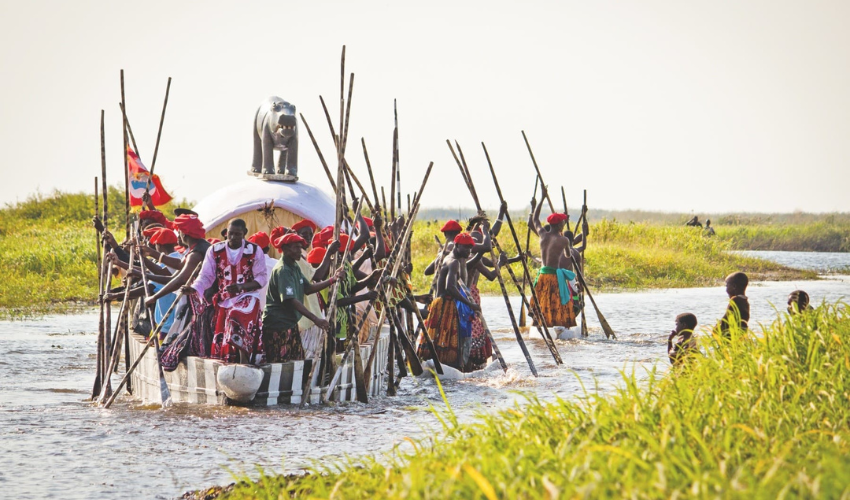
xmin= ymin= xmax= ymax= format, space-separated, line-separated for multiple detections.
xmin=394 ymin=100 xmax=401 ymax=214
xmin=521 ymin=131 xmax=555 ymax=213
xmin=120 ymin=70 xmax=130 ymax=240
xmin=361 ymin=138 xmax=381 ymax=212
xmin=118 ymin=102 xmax=140 ymax=157
xmin=579 ymin=190 xmax=588 ymax=337
xmin=519 ymin=176 xmax=539 ymax=328
xmin=103 ymin=263 xmax=202 ymax=408
xmin=145 ymin=77 xmax=171 ymax=195
xmin=98 ymin=244 xmax=135 ymax=403
xmin=448 ymin=140 xmax=533 ymax=373
xmin=561 ymin=186 xmax=569 ymax=220
xmin=481 ymin=143 xmax=564 ymax=363
xmin=521 ymin=136 xmax=615 ymax=339
xmin=299 ymin=113 xmax=337 ymax=191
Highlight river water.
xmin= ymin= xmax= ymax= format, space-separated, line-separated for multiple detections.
xmin=2 ymin=252 xmax=849 ymax=499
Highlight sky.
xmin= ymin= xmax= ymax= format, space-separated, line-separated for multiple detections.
xmin=1 ymin=0 xmax=848 ymax=214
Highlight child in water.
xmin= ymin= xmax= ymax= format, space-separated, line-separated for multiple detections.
xmin=717 ymin=272 xmax=750 ymax=338
xmin=668 ymin=313 xmax=698 ymax=366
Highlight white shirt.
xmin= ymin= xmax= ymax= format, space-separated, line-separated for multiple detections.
xmin=191 ymin=241 xmax=269 ymax=309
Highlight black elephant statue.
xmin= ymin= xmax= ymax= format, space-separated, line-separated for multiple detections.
xmin=251 ymin=96 xmax=298 ymax=178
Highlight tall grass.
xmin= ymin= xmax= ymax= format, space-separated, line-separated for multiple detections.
xmin=717 ymin=222 xmax=850 ymax=252
xmin=408 ymin=219 xmax=814 ymax=294
xmin=0 ymin=188 xmax=188 ymax=318
xmin=221 ymin=303 xmax=850 ymax=499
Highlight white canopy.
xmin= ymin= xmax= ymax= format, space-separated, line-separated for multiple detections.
xmin=192 ymin=177 xmax=336 ymax=232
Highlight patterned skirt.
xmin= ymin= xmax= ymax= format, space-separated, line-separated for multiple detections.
xmin=417 ymin=296 xmax=462 ymax=370
xmin=467 ymin=285 xmax=492 ymax=368
xmin=263 ymin=325 xmax=305 ymax=363
xmin=530 ymin=273 xmax=576 ymax=328
xmin=210 ymin=295 xmax=265 ymax=364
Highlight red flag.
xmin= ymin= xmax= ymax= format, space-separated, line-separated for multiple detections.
xmin=127 ymin=147 xmax=172 ymax=207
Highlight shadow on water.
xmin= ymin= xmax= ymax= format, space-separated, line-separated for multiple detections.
xmin=1 ymin=273 xmax=849 ymax=499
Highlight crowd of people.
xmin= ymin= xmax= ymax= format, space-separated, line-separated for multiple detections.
xmin=96 ymin=190 xmax=817 ymax=379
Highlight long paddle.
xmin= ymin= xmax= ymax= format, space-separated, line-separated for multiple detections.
xmin=134 ymin=221 xmax=172 ymax=405
xmin=518 ymin=176 xmax=539 ymax=329
xmin=481 ymin=143 xmax=564 ymax=363
xmin=103 ymin=262 xmax=202 ymax=408
xmin=521 ymin=132 xmax=615 ymax=339
xmin=98 ymin=245 xmax=135 ymax=403
xmin=446 ymin=140 xmax=514 ymax=373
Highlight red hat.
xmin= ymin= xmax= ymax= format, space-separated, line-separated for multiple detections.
xmin=337 ymin=234 xmax=352 ymax=251
xmin=247 ymin=231 xmax=270 ymax=249
xmin=454 ymin=232 xmax=475 ymax=246
xmin=291 ymin=219 xmax=317 ymax=232
xmin=306 ymin=247 xmax=327 ymax=264
xmin=312 ymin=226 xmax=335 ymax=249
xmin=547 ymin=213 xmax=568 ymax=225
xmin=441 ymin=220 xmax=463 ymax=233
xmin=270 ymin=226 xmax=288 ymax=242
xmin=142 ymin=226 xmax=161 ymax=238
xmin=149 ymin=228 xmax=178 ymax=245
xmin=274 ymin=233 xmax=307 ymax=249
xmin=140 ymin=210 xmax=170 ymax=228
xmin=363 ymin=217 xmax=374 ymax=228
xmin=173 ymin=214 xmax=206 ymax=239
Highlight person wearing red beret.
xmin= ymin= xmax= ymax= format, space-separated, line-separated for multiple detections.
xmin=263 ymin=232 xmax=341 ymax=363
xmin=528 ymin=185 xmax=580 ymax=331
xmin=416 ymin=232 xmax=481 ymax=370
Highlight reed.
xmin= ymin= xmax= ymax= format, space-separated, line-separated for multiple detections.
xmin=221 ymin=301 xmax=850 ymax=499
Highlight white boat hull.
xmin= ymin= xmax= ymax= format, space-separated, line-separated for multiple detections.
xmin=127 ymin=326 xmax=390 ymax=406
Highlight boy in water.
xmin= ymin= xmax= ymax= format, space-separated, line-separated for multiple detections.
xmin=668 ymin=313 xmax=698 ymax=366
xmin=787 ymin=290 xmax=812 ymax=314
xmin=717 ymin=272 xmax=750 ymax=338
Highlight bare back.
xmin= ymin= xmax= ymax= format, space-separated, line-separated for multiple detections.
xmin=539 ymin=228 xmax=573 ymax=270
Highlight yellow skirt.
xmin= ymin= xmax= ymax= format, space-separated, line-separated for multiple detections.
xmin=530 ymin=273 xmax=576 ymax=328
xmin=416 ymin=297 xmax=462 ymax=369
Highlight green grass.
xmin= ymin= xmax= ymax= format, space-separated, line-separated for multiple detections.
xmin=717 ymin=222 xmax=850 ymax=252
xmin=219 ymin=302 xmax=850 ymax=499
xmin=0 ymin=190 xmax=827 ymax=317
xmin=408 ymin=219 xmax=815 ymax=295
xmin=0 ymin=188 xmax=187 ymax=318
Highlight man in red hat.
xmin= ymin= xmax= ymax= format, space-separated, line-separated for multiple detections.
xmin=184 ymin=218 xmax=269 ymax=364
xmin=528 ymin=185 xmax=579 ymax=329
xmin=417 ymin=232 xmax=480 ymax=370
xmin=263 ymin=232 xmax=340 ymax=363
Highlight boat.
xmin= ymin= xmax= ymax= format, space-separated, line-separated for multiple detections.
xmin=124 ymin=174 xmax=392 ymax=406
xmin=126 ymin=326 xmax=390 ymax=406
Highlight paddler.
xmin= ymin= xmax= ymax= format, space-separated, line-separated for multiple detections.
xmin=417 ymin=232 xmax=480 ymax=370
xmin=528 ymin=185 xmax=579 ymax=329
xmin=262 ymin=233 xmax=338 ymax=363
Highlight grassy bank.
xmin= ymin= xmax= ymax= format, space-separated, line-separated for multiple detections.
xmin=0 ymin=191 xmax=823 ymax=317
xmin=717 ymin=221 xmax=850 ymax=252
xmin=408 ymin=219 xmax=815 ymax=295
xmin=216 ymin=302 xmax=850 ymax=499
xmin=0 ymin=189 xmax=184 ymax=318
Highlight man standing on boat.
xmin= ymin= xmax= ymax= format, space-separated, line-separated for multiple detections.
xmin=417 ymin=232 xmax=480 ymax=370
xmin=263 ymin=233 xmax=338 ymax=363
xmin=187 ymin=218 xmax=269 ymax=365
xmin=529 ymin=185 xmax=578 ymax=329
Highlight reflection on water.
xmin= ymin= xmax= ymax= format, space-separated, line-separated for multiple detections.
xmin=1 ymin=275 xmax=849 ymax=499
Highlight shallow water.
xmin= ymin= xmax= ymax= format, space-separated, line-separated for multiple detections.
xmin=2 ymin=270 xmax=849 ymax=499
xmin=738 ymin=250 xmax=850 ymax=273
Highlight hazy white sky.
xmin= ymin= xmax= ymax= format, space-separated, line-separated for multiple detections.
xmin=1 ymin=0 xmax=848 ymax=214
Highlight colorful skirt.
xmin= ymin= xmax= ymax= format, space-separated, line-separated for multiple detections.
xmin=210 ymin=295 xmax=265 ymax=364
xmin=531 ymin=273 xmax=576 ymax=328
xmin=264 ymin=325 xmax=305 ymax=363
xmin=417 ymin=296 xmax=462 ymax=369
xmin=467 ymin=285 xmax=492 ymax=368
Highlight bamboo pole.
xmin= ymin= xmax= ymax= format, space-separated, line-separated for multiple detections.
xmin=361 ymin=138 xmax=381 ymax=211
xmin=118 ymin=102 xmax=140 ymax=157
xmin=120 ymin=70 xmax=130 ymax=240
xmin=299 ymin=113 xmax=337 ymax=191
xmin=145 ymin=76 xmax=171 ymax=196
xmin=98 ymin=244 xmax=135 ymax=403
xmin=521 ymin=131 xmax=555 ymax=212
xmin=519 ymin=176 xmax=539 ymax=328
xmin=103 ymin=262 xmax=202 ymax=408
xmin=481 ymin=143 xmax=565 ymax=363
xmin=447 ymin=140 xmax=530 ymax=373
xmin=522 ymin=136 xmax=615 ymax=339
